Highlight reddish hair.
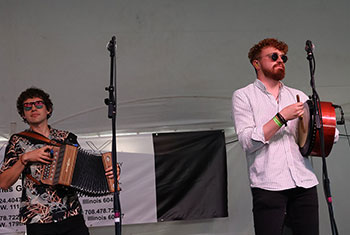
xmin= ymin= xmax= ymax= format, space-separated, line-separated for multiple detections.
xmin=248 ymin=38 xmax=288 ymax=64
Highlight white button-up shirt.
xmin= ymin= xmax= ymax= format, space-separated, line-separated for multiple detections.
xmin=232 ymin=79 xmax=318 ymax=191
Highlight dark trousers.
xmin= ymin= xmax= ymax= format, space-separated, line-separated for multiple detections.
xmin=26 ymin=214 xmax=89 ymax=235
xmin=251 ymin=186 xmax=319 ymax=235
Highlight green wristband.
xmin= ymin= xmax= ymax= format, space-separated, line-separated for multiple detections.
xmin=273 ymin=116 xmax=283 ymax=128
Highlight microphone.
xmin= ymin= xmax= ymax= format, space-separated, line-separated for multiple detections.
xmin=107 ymin=36 xmax=117 ymax=53
xmin=305 ymin=40 xmax=314 ymax=55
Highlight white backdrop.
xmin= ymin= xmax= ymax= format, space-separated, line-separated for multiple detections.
xmin=0 ymin=134 xmax=158 ymax=234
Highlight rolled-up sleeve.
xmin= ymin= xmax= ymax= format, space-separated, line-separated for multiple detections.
xmin=232 ymin=90 xmax=268 ymax=154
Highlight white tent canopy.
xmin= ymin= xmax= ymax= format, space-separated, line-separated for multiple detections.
xmin=1 ymin=0 xmax=350 ymax=139
xmin=1 ymin=1 xmax=350 ymax=235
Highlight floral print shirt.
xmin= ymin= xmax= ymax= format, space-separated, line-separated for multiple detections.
xmin=0 ymin=127 xmax=83 ymax=224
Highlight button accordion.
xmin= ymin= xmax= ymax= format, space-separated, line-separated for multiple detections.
xmin=41 ymin=144 xmax=115 ymax=196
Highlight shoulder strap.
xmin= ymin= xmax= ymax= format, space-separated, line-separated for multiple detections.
xmin=17 ymin=131 xmax=61 ymax=185
xmin=25 ymin=174 xmax=41 ymax=185
xmin=17 ymin=131 xmax=62 ymax=147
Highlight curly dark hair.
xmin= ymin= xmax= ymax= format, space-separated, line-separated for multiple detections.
xmin=17 ymin=87 xmax=53 ymax=123
xmin=248 ymin=38 xmax=288 ymax=64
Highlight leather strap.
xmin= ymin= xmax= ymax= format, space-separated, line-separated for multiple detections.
xmin=17 ymin=131 xmax=61 ymax=185
xmin=17 ymin=131 xmax=62 ymax=147
xmin=25 ymin=173 xmax=41 ymax=185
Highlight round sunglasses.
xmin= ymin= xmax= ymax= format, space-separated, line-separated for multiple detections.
xmin=261 ymin=53 xmax=288 ymax=63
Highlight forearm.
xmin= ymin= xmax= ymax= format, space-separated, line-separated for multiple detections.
xmin=263 ymin=116 xmax=283 ymax=141
xmin=0 ymin=158 xmax=26 ymax=190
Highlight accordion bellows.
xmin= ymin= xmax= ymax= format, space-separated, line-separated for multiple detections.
xmin=41 ymin=144 xmax=115 ymax=196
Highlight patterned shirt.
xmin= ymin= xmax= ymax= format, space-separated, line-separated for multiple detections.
xmin=232 ymin=79 xmax=318 ymax=191
xmin=0 ymin=127 xmax=83 ymax=224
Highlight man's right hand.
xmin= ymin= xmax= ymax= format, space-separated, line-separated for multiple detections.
xmin=280 ymin=102 xmax=304 ymax=121
xmin=21 ymin=145 xmax=54 ymax=165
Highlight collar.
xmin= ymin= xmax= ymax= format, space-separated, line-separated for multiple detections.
xmin=254 ymin=79 xmax=284 ymax=94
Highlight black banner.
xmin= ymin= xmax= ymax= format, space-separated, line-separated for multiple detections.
xmin=153 ymin=130 xmax=228 ymax=221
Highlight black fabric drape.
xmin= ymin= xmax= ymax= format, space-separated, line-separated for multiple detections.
xmin=153 ymin=130 xmax=228 ymax=221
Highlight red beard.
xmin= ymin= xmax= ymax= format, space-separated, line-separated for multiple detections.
xmin=262 ymin=63 xmax=285 ymax=81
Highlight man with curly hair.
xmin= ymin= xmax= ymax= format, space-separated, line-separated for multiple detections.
xmin=232 ymin=38 xmax=319 ymax=235
xmin=0 ymin=87 xmax=114 ymax=235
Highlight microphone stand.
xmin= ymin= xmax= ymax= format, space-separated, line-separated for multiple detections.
xmin=306 ymin=41 xmax=338 ymax=235
xmin=105 ymin=36 xmax=122 ymax=235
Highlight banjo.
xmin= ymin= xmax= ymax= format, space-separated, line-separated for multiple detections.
xmin=298 ymin=99 xmax=337 ymax=157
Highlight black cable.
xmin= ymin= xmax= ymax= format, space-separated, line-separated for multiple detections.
xmin=225 ymin=139 xmax=239 ymax=145
xmin=342 ymin=121 xmax=350 ymax=148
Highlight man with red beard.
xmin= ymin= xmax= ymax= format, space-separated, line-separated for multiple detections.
xmin=232 ymin=38 xmax=319 ymax=235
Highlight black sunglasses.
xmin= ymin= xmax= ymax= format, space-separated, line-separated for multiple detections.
xmin=266 ymin=53 xmax=288 ymax=63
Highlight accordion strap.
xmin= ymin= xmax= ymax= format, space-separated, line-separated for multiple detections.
xmin=17 ymin=131 xmax=62 ymax=185
xmin=17 ymin=131 xmax=62 ymax=147
xmin=26 ymin=174 xmax=41 ymax=185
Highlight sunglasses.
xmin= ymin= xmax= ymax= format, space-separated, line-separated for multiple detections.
xmin=23 ymin=100 xmax=45 ymax=111
xmin=260 ymin=53 xmax=288 ymax=63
